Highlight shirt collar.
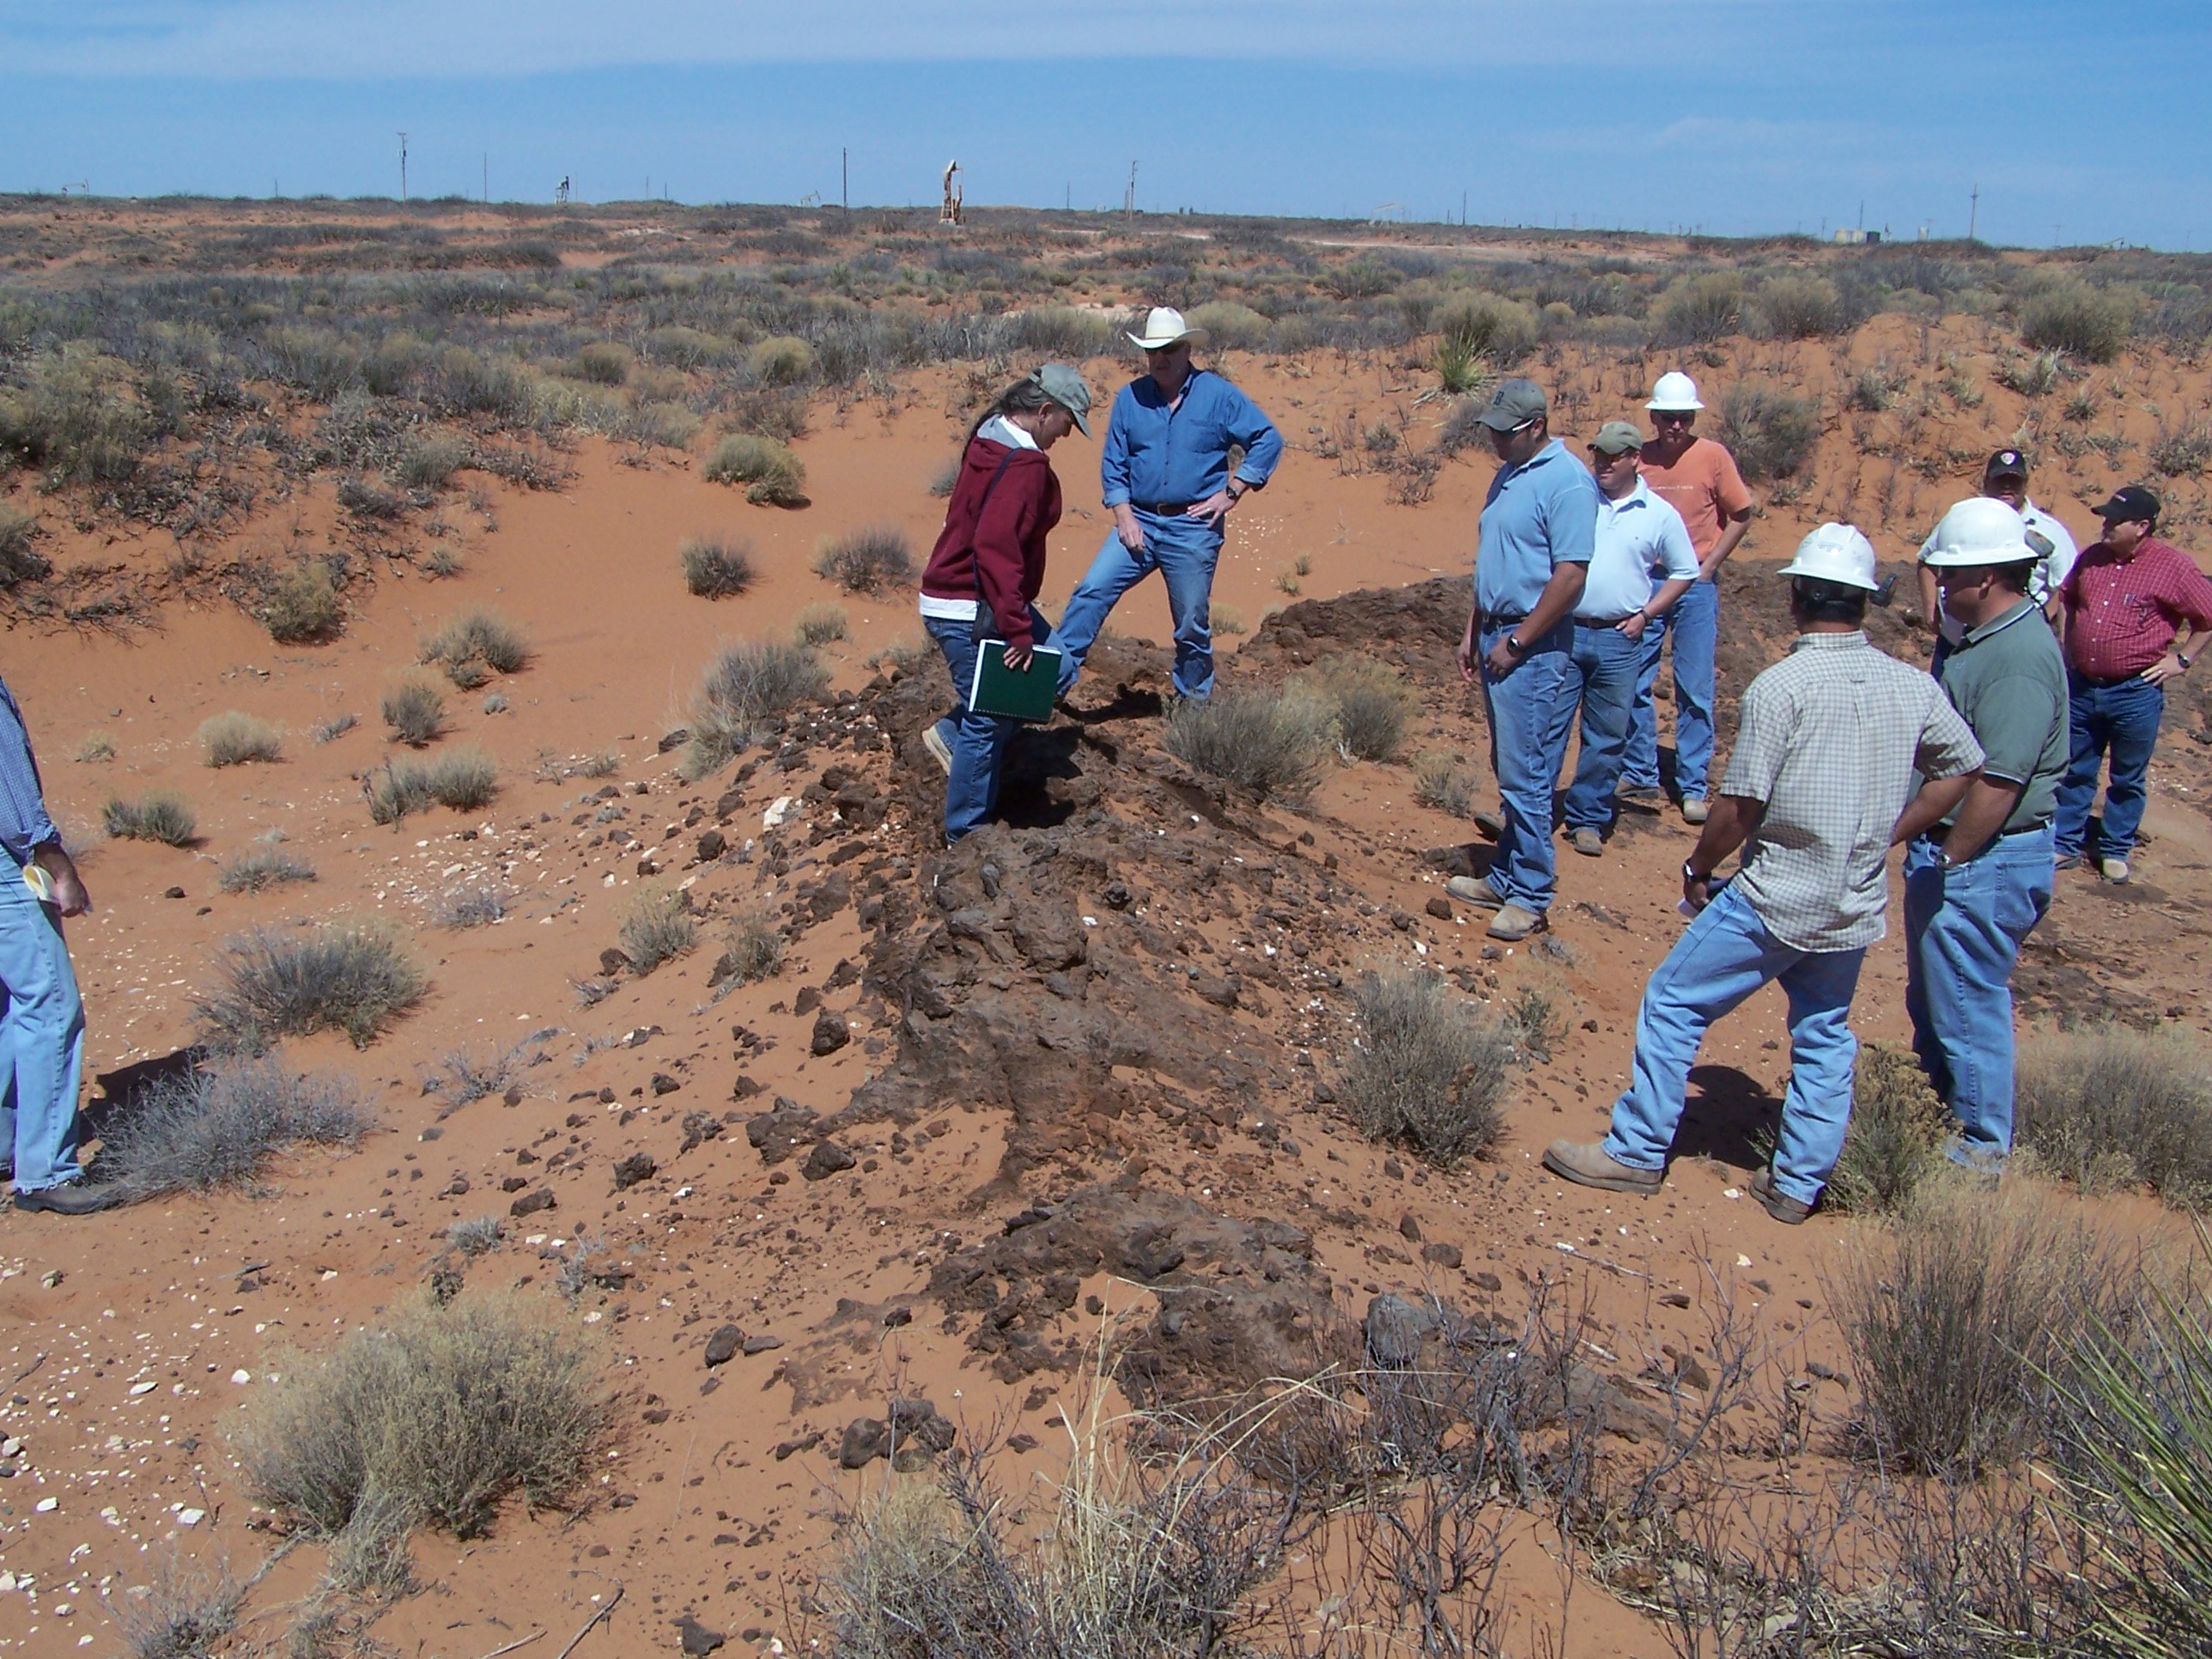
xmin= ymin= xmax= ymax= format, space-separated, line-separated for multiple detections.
xmin=1960 ymin=597 xmax=2039 ymax=646
xmin=1133 ymin=368 xmax=1205 ymax=406
xmin=977 ymin=413 xmax=1037 ymax=451
xmin=1790 ymin=629 xmax=1869 ymax=653
xmin=1598 ymin=477 xmax=1651 ymax=514
xmin=1502 ymin=436 xmax=1568 ymax=482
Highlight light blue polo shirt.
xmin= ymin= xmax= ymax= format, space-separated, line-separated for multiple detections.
xmin=1476 ymin=438 xmax=1598 ymax=618
xmin=1578 ymin=477 xmax=1698 ymax=621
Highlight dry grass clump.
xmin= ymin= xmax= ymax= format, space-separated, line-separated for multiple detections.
xmin=679 ymin=532 xmax=756 ymax=598
xmin=218 ymin=846 xmax=316 ymax=894
xmin=398 ymin=432 xmax=471 ymax=489
xmin=1411 ymin=750 xmax=1476 ymax=817
xmin=311 ymin=712 xmax=358 ymax=744
xmin=1755 ymin=274 xmax=1845 ymax=338
xmin=74 ymin=730 xmax=116 ymax=763
xmin=112 ymin=1549 xmax=241 ymax=1659
xmin=1297 ymin=655 xmax=1415 ymax=763
xmin=747 ymin=334 xmax=816 ymax=386
xmin=381 ymin=678 xmax=447 ymax=747
xmin=429 ymin=882 xmax=510 ymax=928
xmin=1166 ymin=687 xmax=1334 ymax=803
xmin=238 ymin=1291 xmax=611 ymax=1540
xmin=712 ymin=908 xmax=785 ymax=988
xmin=813 ymin=524 xmax=914 ymax=593
xmin=103 ymin=793 xmax=197 ymax=846
xmin=619 ymin=888 xmax=697 ymax=975
xmin=570 ymin=339 xmax=633 ymax=385
xmin=199 ymin=711 xmax=283 ymax=768
xmin=793 ymin=601 xmax=848 ymax=644
xmin=97 ymin=1054 xmax=368 ymax=1200
xmin=2016 ymin=1024 xmax=2212 ymax=1207
xmin=1653 ymin=272 xmax=1744 ymax=346
xmin=426 ymin=1037 xmax=540 ymax=1111
xmin=1718 ymin=382 xmax=1820 ymax=482
xmin=197 ymin=922 xmax=426 ymax=1051
xmin=419 ymin=608 xmax=528 ymax=688
xmin=704 ymin=433 xmax=807 ymax=505
xmin=263 ymin=560 xmax=343 ymax=642
xmin=1340 ymin=968 xmax=1515 ymax=1164
xmin=680 ymin=637 xmax=830 ymax=778
xmin=1824 ymin=1042 xmax=1954 ymax=1214
xmin=368 ymin=750 xmax=498 ymax=823
xmin=0 ymin=505 xmax=49 ymax=586
xmin=2019 ymin=280 xmax=2131 ymax=362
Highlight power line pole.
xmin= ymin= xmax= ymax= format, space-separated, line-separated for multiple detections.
xmin=842 ymin=147 xmax=848 ymax=210
xmin=398 ymin=132 xmax=409 ymax=201
xmin=1968 ymin=183 xmax=1979 ymax=242
xmin=483 ymin=153 xmax=489 ymax=204
xmin=1125 ymin=161 xmax=1138 ymax=222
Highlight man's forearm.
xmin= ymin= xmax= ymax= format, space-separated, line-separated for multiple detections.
xmin=1520 ymin=564 xmax=1588 ymax=639
xmin=1891 ymin=773 xmax=1978 ymax=845
xmin=1699 ymin=516 xmax=1751 ymax=579
xmin=1939 ymin=777 xmax=2026 ymax=864
xmin=1645 ymin=577 xmax=1693 ymax=619
xmin=1686 ymin=795 xmax=1762 ymax=876
xmin=1917 ymin=564 xmax=1942 ymax=630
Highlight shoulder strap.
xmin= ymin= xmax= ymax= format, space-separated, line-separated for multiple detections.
xmin=969 ymin=447 xmax=1022 ymax=607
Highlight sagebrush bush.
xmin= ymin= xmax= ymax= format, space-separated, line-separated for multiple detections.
xmin=1434 ymin=294 xmax=1535 ymax=368
xmin=430 ymin=882 xmax=510 ymax=928
xmin=420 ymin=607 xmax=528 ymax=685
xmin=1012 ymin=306 xmax=1115 ymax=356
xmin=927 ymin=455 xmax=961 ymax=498
xmin=112 ymin=1550 xmax=240 ymax=1659
xmin=2016 ymin=1025 xmax=2212 ymax=1207
xmin=97 ymin=1054 xmax=368 ymax=1200
xmin=1654 ymin=274 xmax=1744 ymax=346
xmin=263 ymin=561 xmax=343 ymax=642
xmin=1298 ymin=656 xmax=1414 ymax=763
xmin=1186 ymin=300 xmax=1272 ymax=352
xmin=398 ymin=433 xmax=471 ymax=489
xmin=2020 ymin=281 xmax=2131 ymax=362
xmin=1755 ymin=275 xmax=1844 ymax=339
xmin=1166 ymin=689 xmax=1334 ymax=803
xmin=368 ymin=750 xmax=497 ymax=823
xmin=197 ymin=922 xmax=427 ymax=1050
xmin=703 ymin=433 xmax=807 ymax=505
xmin=1340 ymin=968 xmax=1515 ymax=1164
xmin=1825 ymin=1042 xmax=1954 ymax=1213
xmin=570 ymin=340 xmax=632 ymax=385
xmin=619 ymin=889 xmax=697 ymax=975
xmin=748 ymin=335 xmax=816 ymax=386
xmin=794 ymin=601 xmax=848 ymax=644
xmin=2150 ymin=423 xmax=2212 ymax=479
xmin=1718 ymin=382 xmax=1820 ymax=482
xmin=0 ymin=346 xmax=149 ymax=483
xmin=679 ymin=533 xmax=756 ymax=598
xmin=381 ymin=678 xmax=447 ymax=747
xmin=218 ymin=846 xmax=315 ymax=895
xmin=1411 ymin=751 xmax=1476 ymax=817
xmin=239 ymin=1291 xmax=611 ymax=1540
xmin=312 ymin=712 xmax=358 ymax=744
xmin=199 ymin=711 xmax=283 ymax=768
xmin=104 ymin=793 xmax=196 ymax=846
xmin=714 ymin=908 xmax=785 ymax=987
xmin=813 ymin=524 xmax=914 ymax=593
xmin=681 ymin=638 xmax=830 ymax=778
xmin=0 ymin=505 xmax=50 ymax=586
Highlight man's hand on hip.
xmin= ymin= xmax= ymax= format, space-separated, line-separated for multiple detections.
xmin=1615 ymin=612 xmax=1649 ymax=641
xmin=2142 ymin=651 xmax=2189 ymax=687
xmin=1483 ymin=636 xmax=1522 ymax=678
xmin=1185 ymin=490 xmax=1235 ymax=529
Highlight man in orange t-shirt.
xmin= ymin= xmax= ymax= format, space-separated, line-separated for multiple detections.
xmin=1623 ymin=371 xmax=1753 ymax=823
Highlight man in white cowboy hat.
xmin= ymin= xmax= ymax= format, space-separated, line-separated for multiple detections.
xmin=1053 ymin=306 xmax=1283 ymax=703
xmin=1622 ymin=370 xmax=1754 ymax=824
xmin=1543 ymin=525 xmax=1984 ymax=1224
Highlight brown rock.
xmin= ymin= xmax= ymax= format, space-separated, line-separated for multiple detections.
xmin=702 ymin=1325 xmax=743 ymax=1367
xmin=801 ymin=1140 xmax=856 ymax=1182
xmin=809 ymin=1008 xmax=850 ymax=1056
xmin=1421 ymin=1242 xmax=1463 ymax=1269
xmin=508 ymin=1187 xmax=554 ymax=1218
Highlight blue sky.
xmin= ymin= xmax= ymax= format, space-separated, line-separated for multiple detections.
xmin=3 ymin=1 xmax=2207 ymax=248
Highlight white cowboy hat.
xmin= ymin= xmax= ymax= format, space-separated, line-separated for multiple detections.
xmin=1126 ymin=307 xmax=1209 ymax=350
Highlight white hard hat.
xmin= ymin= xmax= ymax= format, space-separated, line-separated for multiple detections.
xmin=1779 ymin=523 xmax=1879 ymax=591
xmin=1647 ymin=371 xmax=1704 ymax=412
xmin=1923 ymin=496 xmax=2031 ymax=568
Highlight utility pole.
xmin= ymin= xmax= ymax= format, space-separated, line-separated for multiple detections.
xmin=1125 ymin=161 xmax=1138 ymax=222
xmin=398 ymin=132 xmax=409 ymax=201
xmin=1968 ymin=183 xmax=1979 ymax=242
xmin=842 ymin=148 xmax=848 ymax=210
xmin=483 ymin=153 xmax=489 ymax=204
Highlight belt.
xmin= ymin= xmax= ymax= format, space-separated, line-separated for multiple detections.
xmin=1131 ymin=501 xmax=1193 ymax=514
xmin=1929 ymin=820 xmax=2052 ymax=847
xmin=1481 ymin=611 xmax=1528 ymax=626
xmin=1574 ymin=616 xmax=1637 ymax=628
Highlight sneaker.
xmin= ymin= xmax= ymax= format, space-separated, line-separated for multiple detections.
xmin=921 ymin=721 xmax=954 ymax=777
xmin=12 ymin=1181 xmax=119 ymax=1215
xmin=2100 ymin=856 xmax=2131 ymax=884
xmin=2053 ymin=854 xmax=2082 ymax=871
xmin=1749 ymin=1168 xmax=1814 ymax=1225
xmin=1618 ymin=783 xmax=1662 ymax=803
xmin=1473 ymin=809 xmax=1505 ymax=842
xmin=1569 ymin=827 xmax=1603 ymax=858
xmin=1444 ymin=876 xmax=1505 ymax=908
xmin=1680 ymin=797 xmax=1710 ymax=824
xmin=1541 ymin=1139 xmax=1662 ymax=1195
xmin=1486 ymin=903 xmax=1546 ymax=942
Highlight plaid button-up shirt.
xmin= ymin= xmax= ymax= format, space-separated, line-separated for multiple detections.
xmin=1722 ymin=632 xmax=1983 ymax=952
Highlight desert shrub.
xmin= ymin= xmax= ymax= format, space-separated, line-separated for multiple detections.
xmin=1994 ymin=351 xmax=2064 ymax=398
xmin=1830 ymin=1181 xmax=2130 ymax=1476
xmin=1718 ymin=383 xmax=1821 ymax=482
xmin=813 ymin=524 xmax=914 ymax=593
xmin=397 ymin=433 xmax=471 ymax=489
xmin=97 ymin=1054 xmax=368 ymax=1200
xmin=619 ymin=888 xmax=696 ymax=975
xmin=218 ymin=846 xmax=315 ymax=895
xmin=725 ymin=386 xmax=811 ymax=441
xmin=927 ymin=455 xmax=961 ymax=497
xmin=263 ymin=561 xmax=343 ymax=642
xmin=436 ymin=346 xmax=531 ymax=418
xmin=1756 ymin=275 xmax=1844 ymax=338
xmin=748 ymin=335 xmax=817 ymax=386
xmin=311 ymin=712 xmax=358 ymax=744
xmin=714 ymin=908 xmax=785 ymax=987
xmin=570 ymin=340 xmax=632 ymax=385
xmin=1297 ymin=656 xmax=1415 ymax=763
xmin=430 ymin=882 xmax=510 ymax=928
xmin=2020 ymin=281 xmax=2131 ymax=362
xmin=197 ymin=922 xmax=425 ymax=1051
xmin=381 ymin=678 xmax=447 ymax=747
xmin=1826 ymin=1042 xmax=1954 ymax=1213
xmin=2150 ymin=422 xmax=2212 ymax=478
xmin=0 ymin=347 xmax=149 ymax=483
xmin=368 ymin=750 xmax=497 ymax=823
xmin=1437 ymin=397 xmax=1492 ymax=456
xmin=1340 ymin=968 xmax=1513 ymax=1166
xmin=426 ymin=1038 xmax=538 ymax=1110
xmin=1654 ymin=274 xmax=1745 ymax=346
xmin=1012 ymin=306 xmax=1113 ymax=357
xmin=0 ymin=505 xmax=49 ymax=586
xmin=2016 ymin=1025 xmax=2212 ymax=1207
xmin=1165 ymin=688 xmax=1334 ymax=804
xmin=199 ymin=711 xmax=283 ymax=768
xmin=1411 ymin=750 xmax=1476 ymax=817
xmin=74 ymin=731 xmax=115 ymax=763
xmin=1435 ymin=294 xmax=1536 ymax=368
xmin=104 ymin=793 xmax=196 ymax=846
xmin=682 ymin=638 xmax=830 ymax=778
xmin=703 ymin=433 xmax=807 ymax=505
xmin=420 ymin=607 xmax=528 ymax=684
xmin=1185 ymin=301 xmax=1272 ymax=352
xmin=447 ymin=1215 xmax=503 ymax=1257
xmin=112 ymin=1550 xmax=241 ymax=1659
xmin=238 ymin=1291 xmax=611 ymax=1540
xmin=335 ymin=475 xmax=406 ymax=520
xmin=793 ymin=601 xmax=848 ymax=644
xmin=679 ymin=533 xmax=755 ymax=598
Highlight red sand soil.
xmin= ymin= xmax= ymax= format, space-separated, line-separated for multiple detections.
xmin=0 ymin=349 xmax=2207 ymax=1656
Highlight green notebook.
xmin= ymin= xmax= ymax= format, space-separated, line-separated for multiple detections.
xmin=968 ymin=640 xmax=1062 ymax=722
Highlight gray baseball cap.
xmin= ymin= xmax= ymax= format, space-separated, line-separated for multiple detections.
xmin=1474 ymin=377 xmax=1548 ymax=432
xmin=1035 ymin=362 xmax=1094 ymax=437
xmin=1589 ymin=420 xmax=1645 ymax=456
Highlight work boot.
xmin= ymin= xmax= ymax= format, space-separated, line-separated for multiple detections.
xmin=1542 ymin=1139 xmax=1662 ymax=1195
xmin=1486 ymin=903 xmax=1546 ymax=942
xmin=1473 ymin=809 xmax=1504 ymax=842
xmin=2053 ymin=853 xmax=2082 ymax=871
xmin=922 ymin=721 xmax=954 ymax=777
xmin=1681 ymin=797 xmax=1711 ymax=825
xmin=1618 ymin=783 xmax=1662 ymax=805
xmin=1444 ymin=877 xmax=1505 ymax=908
xmin=2100 ymin=856 xmax=2130 ymax=884
xmin=1749 ymin=1168 xmax=1814 ymax=1225
xmin=1569 ymin=827 xmax=1603 ymax=857
xmin=13 ymin=1181 xmax=120 ymax=1216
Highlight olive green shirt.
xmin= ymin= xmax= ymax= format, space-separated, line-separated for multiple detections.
xmin=1938 ymin=599 xmax=2069 ymax=835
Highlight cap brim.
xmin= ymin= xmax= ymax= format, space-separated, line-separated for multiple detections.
xmin=1474 ymin=410 xmax=1526 ymax=432
xmin=1777 ymin=558 xmax=1877 ymax=590
xmin=1127 ymin=330 xmax=1207 ymax=349
xmin=1589 ymin=443 xmax=1638 ymax=457
xmin=1986 ymin=464 xmax=2028 ymax=480
xmin=1645 ymin=398 xmax=1704 ymax=412
xmin=1068 ymin=410 xmax=1091 ymax=438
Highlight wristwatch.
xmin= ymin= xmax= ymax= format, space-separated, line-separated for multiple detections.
xmin=1225 ymin=482 xmax=1246 ymax=503
xmin=1681 ymin=860 xmax=1711 ymax=884
xmin=1504 ymin=634 xmax=1529 ymax=658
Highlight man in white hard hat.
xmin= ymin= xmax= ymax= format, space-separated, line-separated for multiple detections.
xmin=1543 ymin=526 xmax=1984 ymax=1224
xmin=1053 ymin=307 xmax=1283 ymax=704
xmin=1914 ymin=448 xmax=2079 ymax=672
xmin=1622 ymin=371 xmax=1753 ymax=824
xmin=1906 ymin=497 xmax=2069 ymax=1176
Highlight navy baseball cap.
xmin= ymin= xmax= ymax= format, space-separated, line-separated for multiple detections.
xmin=2093 ymin=484 xmax=2160 ymax=523
xmin=1984 ymin=448 xmax=2029 ymax=481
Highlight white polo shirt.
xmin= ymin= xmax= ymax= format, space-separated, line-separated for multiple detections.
xmin=1918 ymin=498 xmax=2081 ymax=645
xmin=1577 ymin=478 xmax=1698 ymax=622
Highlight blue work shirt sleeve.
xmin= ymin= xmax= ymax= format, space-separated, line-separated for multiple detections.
xmin=1098 ymin=386 xmax=1136 ymax=507
xmin=1549 ymin=472 xmax=1598 ymax=568
xmin=1222 ymin=384 xmax=1283 ymax=488
xmin=0 ymin=680 xmax=58 ymax=866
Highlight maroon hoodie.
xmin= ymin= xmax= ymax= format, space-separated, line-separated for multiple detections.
xmin=921 ymin=437 xmax=1061 ymax=652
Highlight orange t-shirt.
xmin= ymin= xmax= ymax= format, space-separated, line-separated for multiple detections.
xmin=1639 ymin=437 xmax=1752 ymax=560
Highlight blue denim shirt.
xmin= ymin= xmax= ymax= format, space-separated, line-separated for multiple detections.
xmin=1099 ymin=368 xmax=1283 ymax=510
xmin=1476 ymin=437 xmax=1598 ymax=618
xmin=0 ymin=676 xmax=58 ymax=866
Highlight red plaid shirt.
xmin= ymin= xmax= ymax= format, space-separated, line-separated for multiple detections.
xmin=2059 ymin=537 xmax=2212 ymax=679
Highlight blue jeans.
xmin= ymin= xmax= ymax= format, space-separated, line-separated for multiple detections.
xmin=2053 ymin=673 xmax=2161 ymax=859
xmin=1479 ymin=620 xmax=1574 ymax=913
xmin=1625 ymin=577 xmax=1717 ymax=799
xmin=1054 ymin=512 xmax=1225 ymax=702
xmin=1546 ymin=621 xmax=1642 ymax=834
xmin=926 ymin=605 xmax=1058 ymax=843
xmin=1602 ymin=883 xmax=1865 ymax=1206
xmin=1904 ymin=828 xmax=2054 ymax=1163
xmin=0 ymin=872 xmax=86 ymax=1191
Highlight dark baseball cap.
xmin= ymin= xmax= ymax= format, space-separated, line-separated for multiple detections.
xmin=1984 ymin=448 xmax=2029 ymax=481
xmin=1474 ymin=378 xmax=1548 ymax=432
xmin=2093 ymin=484 xmax=2160 ymax=523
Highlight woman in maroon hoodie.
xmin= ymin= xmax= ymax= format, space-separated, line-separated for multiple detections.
xmin=919 ymin=363 xmax=1094 ymax=842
